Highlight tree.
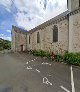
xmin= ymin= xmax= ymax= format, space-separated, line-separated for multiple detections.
xmin=0 ymin=38 xmax=11 ymax=51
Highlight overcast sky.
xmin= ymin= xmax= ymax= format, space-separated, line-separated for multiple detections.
xmin=0 ymin=0 xmax=67 ymax=41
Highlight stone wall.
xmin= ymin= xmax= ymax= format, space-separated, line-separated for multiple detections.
xmin=11 ymin=4 xmax=80 ymax=54
xmin=71 ymin=0 xmax=79 ymax=11
xmin=69 ymin=12 xmax=80 ymax=52
xmin=11 ymin=28 xmax=16 ymax=51
xmin=68 ymin=0 xmax=79 ymax=11
xmin=27 ymin=18 xmax=69 ymax=54
xmin=11 ymin=26 xmax=27 ymax=52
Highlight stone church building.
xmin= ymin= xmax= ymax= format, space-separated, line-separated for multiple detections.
xmin=11 ymin=0 xmax=80 ymax=54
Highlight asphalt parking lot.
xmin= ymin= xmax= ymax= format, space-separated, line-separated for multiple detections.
xmin=0 ymin=52 xmax=80 ymax=92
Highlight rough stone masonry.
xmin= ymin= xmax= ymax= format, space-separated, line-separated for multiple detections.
xmin=11 ymin=0 xmax=80 ymax=54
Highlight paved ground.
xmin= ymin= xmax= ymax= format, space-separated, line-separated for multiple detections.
xmin=0 ymin=52 xmax=80 ymax=92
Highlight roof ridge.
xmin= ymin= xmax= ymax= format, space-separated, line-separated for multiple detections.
xmin=28 ymin=10 xmax=70 ymax=33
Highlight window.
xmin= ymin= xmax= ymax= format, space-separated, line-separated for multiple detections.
xmin=79 ymin=0 xmax=80 ymax=7
xmin=37 ymin=32 xmax=40 ymax=43
xmin=53 ymin=25 xmax=58 ymax=42
xmin=29 ymin=36 xmax=30 ymax=44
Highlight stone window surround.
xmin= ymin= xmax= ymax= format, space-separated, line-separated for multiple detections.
xmin=52 ymin=25 xmax=58 ymax=43
xmin=29 ymin=35 xmax=30 ymax=44
xmin=37 ymin=32 xmax=40 ymax=43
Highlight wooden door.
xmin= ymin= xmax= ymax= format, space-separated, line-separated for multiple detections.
xmin=21 ymin=45 xmax=23 ymax=52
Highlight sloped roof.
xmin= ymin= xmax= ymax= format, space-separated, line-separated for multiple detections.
xmin=12 ymin=25 xmax=27 ymax=33
xmin=28 ymin=10 xmax=70 ymax=33
xmin=12 ymin=10 xmax=70 ymax=34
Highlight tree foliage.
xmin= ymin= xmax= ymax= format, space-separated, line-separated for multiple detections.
xmin=0 ymin=38 xmax=11 ymax=51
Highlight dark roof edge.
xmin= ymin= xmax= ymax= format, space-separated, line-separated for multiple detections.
xmin=12 ymin=7 xmax=80 ymax=34
xmin=28 ymin=10 xmax=70 ymax=33
xmin=12 ymin=25 xmax=27 ymax=34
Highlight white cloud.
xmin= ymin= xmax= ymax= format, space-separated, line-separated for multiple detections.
xmin=0 ymin=0 xmax=12 ymax=12
xmin=14 ymin=0 xmax=67 ymax=30
xmin=0 ymin=0 xmax=67 ymax=30
xmin=15 ymin=12 xmax=43 ymax=30
xmin=6 ymin=30 xmax=11 ymax=33
xmin=0 ymin=34 xmax=11 ymax=41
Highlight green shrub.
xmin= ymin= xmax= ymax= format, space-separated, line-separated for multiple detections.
xmin=31 ymin=50 xmax=80 ymax=66
xmin=0 ymin=47 xmax=3 ymax=51
xmin=32 ymin=50 xmax=51 ymax=58
xmin=64 ymin=52 xmax=80 ymax=65
xmin=54 ymin=54 xmax=63 ymax=62
xmin=0 ymin=39 xmax=11 ymax=51
xmin=46 ymin=52 xmax=52 ymax=59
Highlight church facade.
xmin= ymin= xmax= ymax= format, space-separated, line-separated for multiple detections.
xmin=11 ymin=0 xmax=80 ymax=54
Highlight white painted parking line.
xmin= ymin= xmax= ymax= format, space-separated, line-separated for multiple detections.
xmin=34 ymin=59 xmax=36 ymax=61
xmin=71 ymin=66 xmax=75 ymax=92
xmin=43 ymin=77 xmax=52 ymax=86
xmin=26 ymin=62 xmax=28 ymax=64
xmin=60 ymin=86 xmax=70 ymax=92
xmin=31 ymin=60 xmax=34 ymax=61
xmin=42 ymin=62 xmax=52 ymax=66
xmin=48 ymin=75 xmax=51 ymax=76
xmin=25 ymin=66 xmax=32 ymax=70
xmin=35 ymin=69 xmax=40 ymax=73
xmin=49 ymin=64 xmax=51 ymax=66
xmin=42 ymin=62 xmax=49 ymax=65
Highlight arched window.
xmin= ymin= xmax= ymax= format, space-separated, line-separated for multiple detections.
xmin=37 ymin=32 xmax=40 ymax=43
xmin=53 ymin=25 xmax=58 ymax=42
xmin=29 ymin=35 xmax=30 ymax=44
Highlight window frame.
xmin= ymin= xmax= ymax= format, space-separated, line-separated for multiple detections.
xmin=29 ymin=35 xmax=30 ymax=44
xmin=37 ymin=32 xmax=40 ymax=43
xmin=52 ymin=25 xmax=58 ymax=42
